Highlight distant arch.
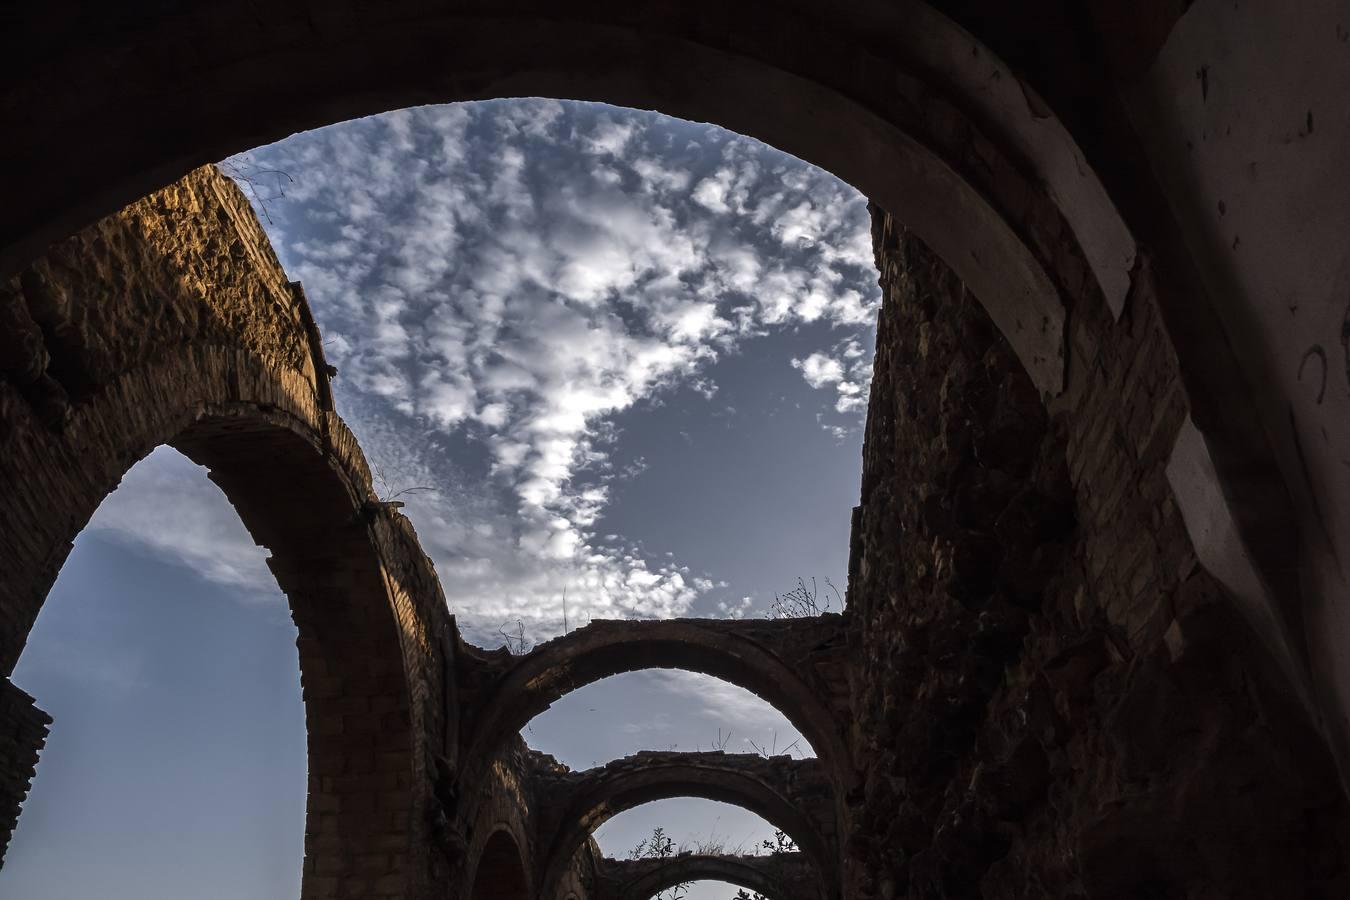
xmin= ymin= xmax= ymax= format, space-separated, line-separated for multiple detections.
xmin=461 ymin=619 xmax=848 ymax=782
xmin=0 ymin=171 xmax=434 ymax=896
xmin=607 ymin=854 xmax=816 ymax=900
xmin=537 ymin=753 xmax=834 ymax=899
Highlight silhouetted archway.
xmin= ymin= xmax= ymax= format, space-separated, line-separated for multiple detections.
xmin=602 ymin=852 xmax=815 ymax=900
xmin=535 ymin=753 xmax=834 ymax=899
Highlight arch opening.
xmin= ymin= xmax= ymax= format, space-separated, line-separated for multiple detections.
xmin=0 ymin=447 xmax=306 ymax=897
xmin=469 ymin=829 xmax=531 ymax=900
xmin=0 ymin=320 xmax=420 ymax=894
xmin=597 ymin=799 xmax=787 ymax=861
xmin=230 ymin=97 xmax=875 ymax=653
xmin=523 ymin=671 xmax=815 ymax=768
xmin=614 ymin=854 xmax=799 ymax=900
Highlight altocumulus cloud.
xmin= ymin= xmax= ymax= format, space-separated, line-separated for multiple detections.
xmin=103 ymin=100 xmax=879 ymax=645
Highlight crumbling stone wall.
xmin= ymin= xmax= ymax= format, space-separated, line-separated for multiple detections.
xmin=0 ymin=166 xmax=464 ymax=898
xmin=0 ymin=679 xmax=49 ymax=868
xmin=845 ymin=215 xmax=1350 ymax=898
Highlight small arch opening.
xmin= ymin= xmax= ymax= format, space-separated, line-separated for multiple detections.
xmin=646 ymin=880 xmax=780 ymax=900
xmin=0 ymin=448 xmax=306 ymax=898
xmin=470 ymin=829 xmax=531 ymax=900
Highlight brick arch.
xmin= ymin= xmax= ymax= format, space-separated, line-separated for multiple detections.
xmin=2 ymin=352 xmax=421 ymax=897
xmin=602 ymin=853 xmax=816 ymax=900
xmin=468 ymin=828 xmax=531 ymax=900
xmin=13 ymin=1 xmax=1315 ymax=769
xmin=535 ymin=753 xmax=835 ymax=900
xmin=628 ymin=864 xmax=784 ymax=900
xmin=0 ymin=170 xmax=441 ymax=898
xmin=459 ymin=619 xmax=849 ymax=789
xmin=0 ymin=0 xmax=1139 ymax=402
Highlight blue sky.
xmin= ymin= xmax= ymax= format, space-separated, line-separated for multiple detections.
xmin=1 ymin=100 xmax=877 ymax=899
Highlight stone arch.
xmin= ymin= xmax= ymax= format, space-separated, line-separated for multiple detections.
xmin=0 ymin=0 xmax=1138 ymax=401
xmin=535 ymin=753 xmax=835 ymax=900
xmin=460 ymin=619 xmax=848 ymax=786
xmin=2 ymin=356 xmax=422 ymax=896
xmin=0 ymin=170 xmax=440 ymax=897
xmin=468 ymin=828 xmax=531 ymax=900
xmin=606 ymin=854 xmax=812 ymax=900
xmin=4 ymin=7 xmax=1323 ymax=775
xmin=3 ymin=10 xmax=1345 ymax=898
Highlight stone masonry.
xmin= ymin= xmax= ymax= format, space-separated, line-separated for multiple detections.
xmin=591 ymin=852 xmax=819 ymax=900
xmin=845 ymin=217 xmax=1350 ymax=899
xmin=0 ymin=679 xmax=49 ymax=868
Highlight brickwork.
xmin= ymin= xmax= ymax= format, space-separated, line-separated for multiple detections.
xmin=0 ymin=679 xmax=49 ymax=868
xmin=592 ymin=851 xmax=818 ymax=900
xmin=0 ymin=167 xmax=461 ymax=898
xmin=845 ymin=217 xmax=1350 ymax=898
xmin=0 ymin=168 xmax=855 ymax=900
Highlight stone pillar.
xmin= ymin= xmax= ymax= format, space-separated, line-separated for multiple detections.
xmin=843 ymin=213 xmax=1350 ymax=898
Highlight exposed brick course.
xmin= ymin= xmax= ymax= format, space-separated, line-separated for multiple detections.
xmin=0 ymin=114 xmax=1346 ymax=900
xmin=0 ymin=679 xmax=49 ymax=868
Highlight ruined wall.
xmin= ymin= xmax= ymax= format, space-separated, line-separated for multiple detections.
xmin=0 ymin=166 xmax=466 ymax=898
xmin=0 ymin=166 xmax=319 ymax=667
xmin=845 ymin=215 xmax=1350 ymax=898
xmin=0 ymin=680 xmax=49 ymax=867
xmin=456 ymin=738 xmax=542 ymax=897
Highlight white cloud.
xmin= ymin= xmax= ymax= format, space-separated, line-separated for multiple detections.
xmin=792 ymin=352 xmax=846 ymax=389
xmin=88 ymin=448 xmax=278 ymax=600
xmin=208 ymin=101 xmax=881 ymax=639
